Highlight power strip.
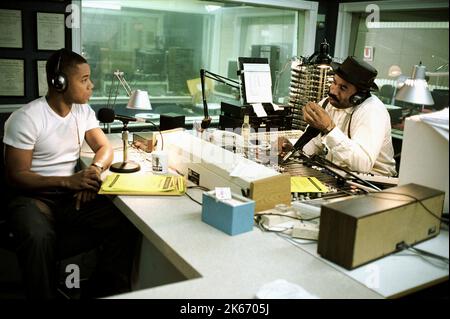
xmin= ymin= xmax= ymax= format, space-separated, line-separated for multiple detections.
xmin=291 ymin=222 xmax=319 ymax=240
xmin=292 ymin=201 xmax=321 ymax=219
xmin=259 ymin=210 xmax=297 ymax=227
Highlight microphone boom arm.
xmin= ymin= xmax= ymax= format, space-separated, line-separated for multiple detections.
xmin=200 ymin=68 xmax=241 ymax=130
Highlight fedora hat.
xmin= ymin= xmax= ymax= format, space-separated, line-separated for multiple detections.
xmin=331 ymin=56 xmax=379 ymax=91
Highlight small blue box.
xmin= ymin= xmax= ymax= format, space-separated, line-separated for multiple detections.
xmin=202 ymin=190 xmax=255 ymax=236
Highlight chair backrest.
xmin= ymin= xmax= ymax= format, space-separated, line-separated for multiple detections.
xmin=378 ymin=84 xmax=395 ymax=104
xmin=0 ymin=137 xmax=15 ymax=251
xmin=431 ymin=89 xmax=449 ymax=110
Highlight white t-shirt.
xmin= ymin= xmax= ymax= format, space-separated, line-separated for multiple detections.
xmin=303 ymin=95 xmax=397 ymax=176
xmin=3 ymin=96 xmax=99 ymax=176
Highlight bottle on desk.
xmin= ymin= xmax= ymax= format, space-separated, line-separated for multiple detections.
xmin=241 ymin=114 xmax=250 ymax=157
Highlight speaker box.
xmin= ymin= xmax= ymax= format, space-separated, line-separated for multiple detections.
xmin=160 ymin=113 xmax=185 ymax=131
xmin=317 ymin=183 xmax=444 ymax=269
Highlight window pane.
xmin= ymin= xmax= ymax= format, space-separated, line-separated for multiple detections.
xmin=81 ymin=0 xmax=302 ymax=123
xmin=350 ymin=9 xmax=449 ymax=107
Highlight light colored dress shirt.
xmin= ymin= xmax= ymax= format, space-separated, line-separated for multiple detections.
xmin=303 ymin=95 xmax=397 ymax=176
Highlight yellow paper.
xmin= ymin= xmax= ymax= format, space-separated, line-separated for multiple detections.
xmin=99 ymin=174 xmax=186 ymax=196
xmin=290 ymin=176 xmax=328 ymax=193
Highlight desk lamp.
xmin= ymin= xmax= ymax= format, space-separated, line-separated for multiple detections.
xmin=106 ymin=70 xmax=152 ymax=173
xmin=395 ymin=62 xmax=434 ymax=111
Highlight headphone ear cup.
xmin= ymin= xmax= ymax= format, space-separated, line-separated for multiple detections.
xmin=350 ymin=92 xmax=365 ymax=105
xmin=51 ymin=49 xmax=68 ymax=92
xmin=51 ymin=72 xmax=67 ymax=92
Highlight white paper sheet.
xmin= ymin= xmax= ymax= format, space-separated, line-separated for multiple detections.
xmin=256 ymin=279 xmax=319 ymax=299
xmin=271 ymin=103 xmax=284 ymax=111
xmin=243 ymin=63 xmax=272 ymax=103
xmin=251 ymin=103 xmax=268 ymax=117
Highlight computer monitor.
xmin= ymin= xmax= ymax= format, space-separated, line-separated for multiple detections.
xmin=398 ymin=112 xmax=449 ymax=214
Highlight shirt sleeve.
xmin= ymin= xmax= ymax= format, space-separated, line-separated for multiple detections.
xmin=321 ymin=103 xmax=390 ymax=173
xmin=84 ymin=104 xmax=99 ymax=131
xmin=3 ymin=111 xmax=38 ymax=150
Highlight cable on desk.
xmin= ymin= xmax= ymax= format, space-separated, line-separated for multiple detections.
xmin=187 ymin=185 xmax=210 ymax=191
xmin=275 ymin=232 xmax=318 ymax=246
xmin=368 ymin=191 xmax=449 ymax=224
xmin=397 ymin=242 xmax=449 ymax=268
xmin=185 ymin=191 xmax=202 ymax=206
xmin=255 ymin=218 xmax=292 ymax=234
xmin=256 ymin=212 xmax=319 ymax=222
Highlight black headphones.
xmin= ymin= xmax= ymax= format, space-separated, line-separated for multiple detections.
xmin=349 ymin=90 xmax=369 ymax=105
xmin=50 ymin=49 xmax=68 ymax=92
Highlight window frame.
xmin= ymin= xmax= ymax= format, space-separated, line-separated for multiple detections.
xmin=334 ymin=0 xmax=449 ymax=59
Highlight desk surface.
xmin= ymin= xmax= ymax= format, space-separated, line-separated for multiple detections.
xmin=81 ymin=134 xmax=448 ymax=299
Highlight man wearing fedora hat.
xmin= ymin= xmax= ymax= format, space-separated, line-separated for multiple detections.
xmin=280 ymin=56 xmax=396 ymax=176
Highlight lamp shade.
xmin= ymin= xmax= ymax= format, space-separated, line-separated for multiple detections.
xmin=395 ymin=63 xmax=434 ymax=105
xmin=388 ymin=65 xmax=402 ymax=77
xmin=127 ymin=89 xmax=152 ymax=110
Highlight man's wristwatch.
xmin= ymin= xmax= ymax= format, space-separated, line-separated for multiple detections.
xmin=91 ymin=162 xmax=104 ymax=172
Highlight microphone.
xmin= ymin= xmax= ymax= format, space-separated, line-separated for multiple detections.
xmin=200 ymin=69 xmax=211 ymax=130
xmin=281 ymin=98 xmax=329 ymax=163
xmin=97 ymin=108 xmax=145 ymax=123
xmin=281 ymin=126 xmax=321 ymax=163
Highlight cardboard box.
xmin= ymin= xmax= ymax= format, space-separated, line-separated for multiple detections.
xmin=133 ymin=132 xmax=156 ymax=152
xmin=317 ymin=183 xmax=444 ymax=269
xmin=202 ymin=190 xmax=255 ymax=235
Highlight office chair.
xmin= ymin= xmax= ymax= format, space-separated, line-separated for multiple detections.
xmin=378 ymin=84 xmax=395 ymax=104
xmin=431 ymin=89 xmax=449 ymax=110
xmin=0 ymin=139 xmax=97 ymax=299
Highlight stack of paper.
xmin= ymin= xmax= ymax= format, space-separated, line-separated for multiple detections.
xmin=99 ymin=174 xmax=186 ymax=195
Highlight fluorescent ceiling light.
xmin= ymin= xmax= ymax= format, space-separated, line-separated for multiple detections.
xmin=82 ymin=1 xmax=122 ymax=10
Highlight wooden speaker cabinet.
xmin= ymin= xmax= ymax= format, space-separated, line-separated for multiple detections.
xmin=317 ymin=183 xmax=444 ymax=269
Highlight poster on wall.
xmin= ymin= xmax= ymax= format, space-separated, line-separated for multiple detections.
xmin=0 ymin=9 xmax=23 ymax=48
xmin=0 ymin=59 xmax=25 ymax=97
xmin=37 ymin=12 xmax=65 ymax=50
xmin=37 ymin=60 xmax=48 ymax=97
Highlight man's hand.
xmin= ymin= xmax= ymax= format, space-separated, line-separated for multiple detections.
xmin=65 ymin=166 xmax=102 ymax=192
xmin=276 ymin=137 xmax=293 ymax=157
xmin=74 ymin=190 xmax=98 ymax=211
xmin=303 ymin=102 xmax=335 ymax=134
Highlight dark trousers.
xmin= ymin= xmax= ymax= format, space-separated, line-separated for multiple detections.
xmin=7 ymin=193 xmax=140 ymax=299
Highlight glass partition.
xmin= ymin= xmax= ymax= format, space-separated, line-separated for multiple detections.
xmin=347 ymin=8 xmax=448 ymax=109
xmin=80 ymin=0 xmax=311 ymax=126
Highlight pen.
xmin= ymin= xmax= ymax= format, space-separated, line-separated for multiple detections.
xmin=307 ymin=177 xmax=322 ymax=192
xmin=109 ymin=175 xmax=120 ymax=187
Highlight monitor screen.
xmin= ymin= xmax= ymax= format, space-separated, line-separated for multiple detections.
xmin=398 ymin=110 xmax=449 ymax=214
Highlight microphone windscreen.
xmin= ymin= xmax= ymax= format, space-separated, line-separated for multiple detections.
xmin=292 ymin=126 xmax=321 ymax=150
xmin=97 ymin=108 xmax=115 ymax=123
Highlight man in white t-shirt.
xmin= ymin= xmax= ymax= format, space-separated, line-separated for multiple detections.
xmin=3 ymin=49 xmax=138 ymax=299
xmin=279 ymin=56 xmax=396 ymax=177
